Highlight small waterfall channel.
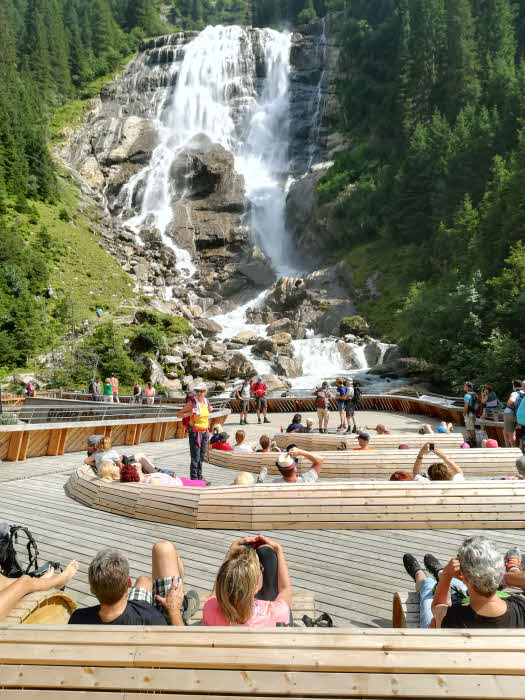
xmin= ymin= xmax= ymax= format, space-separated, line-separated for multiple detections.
xmin=120 ymin=24 xmax=392 ymax=390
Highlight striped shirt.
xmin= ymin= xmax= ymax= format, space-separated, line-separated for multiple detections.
xmin=271 ymin=469 xmax=319 ymax=484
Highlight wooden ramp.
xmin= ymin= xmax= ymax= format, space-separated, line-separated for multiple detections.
xmin=209 ymin=447 xmax=522 ymax=479
xmin=274 ymin=432 xmax=465 ymax=451
xmin=2 ymin=625 xmax=525 ymax=698
xmin=66 ymin=467 xmax=525 ymax=530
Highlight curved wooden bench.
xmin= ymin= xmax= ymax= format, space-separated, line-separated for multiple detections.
xmin=2 ymin=625 xmax=525 ymax=698
xmin=3 ymin=589 xmax=77 ymax=624
xmin=393 ymin=590 xmax=419 ymax=628
xmin=66 ymin=466 xmax=525 ymax=530
xmin=274 ymin=432 xmax=464 ymax=451
xmin=209 ymin=447 xmax=522 ymax=479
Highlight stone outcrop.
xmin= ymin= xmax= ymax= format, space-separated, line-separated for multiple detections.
xmin=266 ymin=318 xmax=306 ymax=339
xmin=272 ymin=356 xmax=303 ymax=378
xmin=191 ymin=318 xmax=222 ymax=338
xmin=229 ymin=353 xmax=257 ymax=379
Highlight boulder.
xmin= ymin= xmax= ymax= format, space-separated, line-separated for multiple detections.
xmin=336 ymin=342 xmax=361 ymax=370
xmin=203 ymin=340 xmax=227 ymax=356
xmin=189 ymin=305 xmax=203 ymax=318
xmin=105 ymin=116 xmax=156 ymax=165
xmin=233 ymin=330 xmax=257 ymax=345
xmin=254 ymin=337 xmax=278 ymax=355
xmin=271 ymin=332 xmax=293 ymax=346
xmin=214 ymin=381 xmax=227 ymax=391
xmin=250 ymin=374 xmax=291 ymax=392
xmin=162 ymin=355 xmax=184 ymax=366
xmin=207 ymin=359 xmax=229 ymax=380
xmin=239 ymin=246 xmax=275 ymax=287
xmin=190 ymin=357 xmax=210 ymax=376
xmin=191 ymin=318 xmax=222 ymax=337
xmin=364 ymin=342 xmax=382 ymax=368
xmin=79 ymin=156 xmax=105 ymax=189
xmin=272 ymin=356 xmax=303 ymax=378
xmin=383 ymin=345 xmax=402 ymax=365
xmin=229 ymin=353 xmax=257 ymax=379
xmin=267 ymin=277 xmax=307 ymax=311
xmin=266 ymin=318 xmax=307 ymax=339
xmin=146 ymin=357 xmax=168 ymax=387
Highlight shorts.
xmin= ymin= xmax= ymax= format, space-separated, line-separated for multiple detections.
xmin=255 ymin=396 xmax=267 ymax=410
xmin=464 ymin=413 xmax=476 ymax=431
xmin=345 ymin=402 xmax=355 ymax=418
xmin=241 ymin=399 xmax=249 ymax=412
xmin=317 ymin=407 xmax=329 ymax=421
xmin=128 ymin=576 xmax=175 ymax=623
xmin=337 ymin=399 xmax=345 ymax=411
xmin=504 ymin=413 xmax=517 ymax=432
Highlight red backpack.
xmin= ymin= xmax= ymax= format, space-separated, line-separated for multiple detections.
xmin=182 ymin=395 xmax=212 ymax=428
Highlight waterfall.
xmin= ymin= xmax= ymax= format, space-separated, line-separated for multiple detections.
xmin=307 ymin=17 xmax=327 ymax=169
xmin=120 ymin=25 xmax=294 ymax=277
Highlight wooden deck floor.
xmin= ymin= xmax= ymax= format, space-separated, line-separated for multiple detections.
xmin=2 ymin=409 xmax=524 ymax=628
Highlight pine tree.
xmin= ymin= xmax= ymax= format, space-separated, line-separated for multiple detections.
xmin=443 ymin=0 xmax=480 ymax=120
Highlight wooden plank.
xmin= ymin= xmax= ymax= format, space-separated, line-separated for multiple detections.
xmin=125 ymin=424 xmax=137 ymax=446
xmin=6 ymin=432 xmax=25 ymax=462
xmin=134 ymin=424 xmax=144 ymax=445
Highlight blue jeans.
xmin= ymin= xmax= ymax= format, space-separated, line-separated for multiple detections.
xmin=419 ymin=576 xmax=468 ymax=628
xmin=189 ymin=429 xmax=209 ymax=480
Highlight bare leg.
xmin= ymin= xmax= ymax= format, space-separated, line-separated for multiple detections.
xmin=152 ymin=541 xmax=184 ymax=582
xmin=414 ymin=570 xmax=426 ymax=593
xmin=133 ymin=575 xmax=152 ymax=592
xmin=0 ymin=562 xmax=78 ymax=622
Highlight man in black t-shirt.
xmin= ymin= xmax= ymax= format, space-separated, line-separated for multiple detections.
xmin=431 ymin=536 xmax=525 ymax=629
xmin=69 ymin=541 xmax=197 ymax=626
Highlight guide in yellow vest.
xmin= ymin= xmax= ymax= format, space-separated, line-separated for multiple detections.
xmin=177 ymin=382 xmax=211 ymax=482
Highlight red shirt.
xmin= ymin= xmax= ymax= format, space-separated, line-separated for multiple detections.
xmin=251 ymin=382 xmax=267 ymax=397
xmin=211 ymin=442 xmax=233 ymax=451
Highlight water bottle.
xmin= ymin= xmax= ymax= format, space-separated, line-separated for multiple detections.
xmin=280 ymin=426 xmax=283 ymax=433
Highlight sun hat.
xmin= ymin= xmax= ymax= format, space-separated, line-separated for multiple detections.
xmin=358 ymin=432 xmax=370 ymax=442
xmin=460 ymin=442 xmax=471 ymax=449
xmin=276 ymin=453 xmax=298 ymax=471
xmin=87 ymin=434 xmax=103 ymax=447
xmin=193 ymin=381 xmax=206 ymax=391
xmin=398 ymin=443 xmax=410 ymax=449
xmin=437 ymin=425 xmax=446 ymax=433
xmin=218 ymin=432 xmax=229 ymax=441
xmin=486 ymin=438 xmax=499 ymax=448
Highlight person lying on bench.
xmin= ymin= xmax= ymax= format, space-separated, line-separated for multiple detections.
xmin=412 ymin=442 xmax=465 ymax=481
xmin=403 ymin=536 xmax=525 ymax=628
xmin=364 ymin=423 xmax=390 ymax=434
xmin=120 ymin=463 xmax=207 ymax=487
xmin=69 ymin=542 xmax=198 ymax=626
xmin=419 ymin=421 xmax=454 ymax=434
xmin=84 ymin=437 xmax=155 ymax=475
xmin=203 ymin=535 xmax=292 ymax=627
xmin=0 ymin=561 xmax=78 ymax=622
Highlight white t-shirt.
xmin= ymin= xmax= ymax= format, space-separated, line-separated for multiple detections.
xmin=271 ymin=469 xmax=319 ymax=484
xmin=414 ymin=473 xmax=465 ymax=482
xmin=94 ymin=449 xmax=121 ymax=471
xmin=239 ymin=384 xmax=250 ymax=399
xmin=232 ymin=443 xmax=253 ymax=453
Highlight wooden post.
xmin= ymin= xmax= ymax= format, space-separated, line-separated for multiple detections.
xmin=7 ymin=431 xmax=29 ymax=462
xmin=134 ymin=424 xmax=144 ymax=445
xmin=125 ymin=425 xmax=137 ymax=446
xmin=160 ymin=422 xmax=169 ymax=441
xmin=151 ymin=423 xmax=162 ymax=442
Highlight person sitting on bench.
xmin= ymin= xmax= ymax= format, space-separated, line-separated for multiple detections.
xmin=203 ymin=535 xmax=292 ymax=627
xmin=232 ymin=430 xmax=253 ymax=453
xmin=0 ymin=561 xmax=78 ymax=622
xmin=412 ymin=442 xmax=465 ymax=481
xmin=271 ymin=446 xmax=325 ymax=484
xmin=257 ymin=435 xmax=281 ymax=453
xmin=69 ymin=542 xmax=198 ymax=626
xmin=403 ymin=536 xmax=525 ymax=628
xmin=352 ymin=432 xmax=375 ymax=450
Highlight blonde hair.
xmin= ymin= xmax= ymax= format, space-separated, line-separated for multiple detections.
xmin=98 ymin=461 xmax=120 ymax=481
xmin=213 ymin=423 xmax=223 ymax=434
xmin=234 ymin=472 xmax=254 ymax=486
xmin=215 ymin=546 xmax=260 ymax=624
xmin=96 ymin=436 xmax=112 ymax=452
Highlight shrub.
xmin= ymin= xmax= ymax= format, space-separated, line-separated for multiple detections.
xmin=130 ymin=325 xmax=167 ymax=354
xmin=339 ymin=315 xmax=370 ymax=336
xmin=58 ymin=208 xmax=71 ymax=222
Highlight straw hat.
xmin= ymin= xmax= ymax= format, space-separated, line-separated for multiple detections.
xmin=276 ymin=453 xmax=297 ymax=471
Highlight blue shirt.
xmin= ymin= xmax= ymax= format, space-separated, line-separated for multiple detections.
xmin=464 ymin=393 xmax=473 ymax=406
xmin=337 ymin=386 xmax=348 ymax=398
xmin=287 ymin=422 xmax=303 ymax=433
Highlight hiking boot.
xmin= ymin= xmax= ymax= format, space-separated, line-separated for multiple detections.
xmin=352 ymin=426 xmax=358 ymax=433
xmin=505 ymin=546 xmax=522 ymax=572
xmin=264 ymin=417 xmax=270 ymax=423
xmin=256 ymin=466 xmax=268 ymax=483
xmin=345 ymin=427 xmax=353 ymax=434
xmin=423 ymin=553 xmax=443 ymax=581
xmin=181 ymin=589 xmax=200 ymax=625
xmin=258 ymin=417 xmax=261 ymax=424
xmin=403 ymin=553 xmax=423 ymax=582
xmin=240 ymin=420 xmax=244 ymax=425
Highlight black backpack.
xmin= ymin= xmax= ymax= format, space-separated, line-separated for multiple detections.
xmin=0 ymin=522 xmax=40 ymax=578
xmin=468 ymin=392 xmax=482 ymax=417
xmin=353 ymin=385 xmax=362 ymax=407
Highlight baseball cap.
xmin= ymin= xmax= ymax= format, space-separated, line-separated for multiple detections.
xmin=87 ymin=434 xmax=103 ymax=447
xmin=218 ymin=432 xmax=229 ymax=441
xmin=486 ymin=438 xmax=498 ymax=448
xmin=276 ymin=453 xmax=298 ymax=471
xmin=398 ymin=443 xmax=410 ymax=449
xmin=437 ymin=425 xmax=446 ymax=433
xmin=460 ymin=442 xmax=471 ymax=449
xmin=358 ymin=432 xmax=370 ymax=442
xmin=257 ymin=376 xmax=263 ymax=381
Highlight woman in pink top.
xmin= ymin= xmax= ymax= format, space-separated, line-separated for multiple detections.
xmin=203 ymin=535 xmax=292 ymax=627
xmin=144 ymin=382 xmax=156 ymax=405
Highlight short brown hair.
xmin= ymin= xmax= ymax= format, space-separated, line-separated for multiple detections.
xmin=390 ymin=470 xmax=412 ymax=481
xmin=235 ymin=430 xmax=245 ymax=443
xmin=427 ymin=462 xmax=451 ymax=481
xmin=88 ymin=550 xmax=129 ymax=605
xmin=259 ymin=435 xmax=270 ymax=450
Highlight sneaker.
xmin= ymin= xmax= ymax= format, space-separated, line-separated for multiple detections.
xmin=256 ymin=466 xmax=268 ymax=483
xmin=505 ymin=546 xmax=522 ymax=572
xmin=181 ymin=589 xmax=200 ymax=625
xmin=403 ymin=553 xmax=423 ymax=582
xmin=264 ymin=417 xmax=270 ymax=423
xmin=352 ymin=426 xmax=358 ymax=434
xmin=423 ymin=553 xmax=443 ymax=581
xmin=345 ymin=427 xmax=353 ymax=434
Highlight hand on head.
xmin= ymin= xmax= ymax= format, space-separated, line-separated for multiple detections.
xmin=442 ymin=557 xmax=461 ymax=580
